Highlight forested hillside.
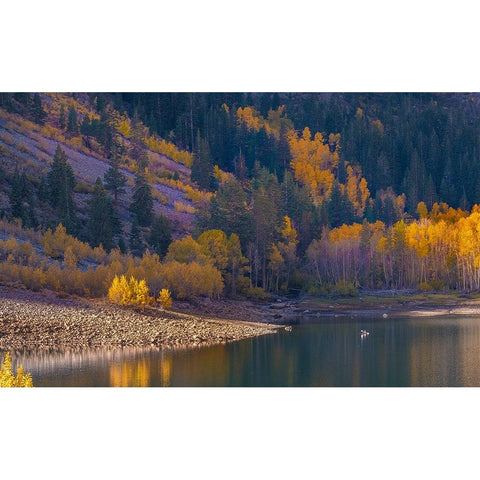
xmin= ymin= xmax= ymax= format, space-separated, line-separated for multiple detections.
xmin=2 ymin=92 xmax=480 ymax=300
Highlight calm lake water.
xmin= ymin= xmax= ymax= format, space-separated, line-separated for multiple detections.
xmin=6 ymin=315 xmax=480 ymax=387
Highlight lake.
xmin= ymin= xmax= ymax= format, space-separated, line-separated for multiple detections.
xmin=6 ymin=314 xmax=480 ymax=386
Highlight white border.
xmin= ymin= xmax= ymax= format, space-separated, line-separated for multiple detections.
xmin=2 ymin=1 xmax=480 ymax=478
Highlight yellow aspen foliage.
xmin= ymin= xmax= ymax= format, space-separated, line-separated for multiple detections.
xmin=160 ymin=261 xmax=224 ymax=299
xmin=108 ymin=275 xmax=151 ymax=307
xmin=0 ymin=353 xmax=34 ymax=387
xmin=116 ymin=118 xmax=131 ymax=138
xmin=108 ymin=275 xmax=132 ymax=305
xmin=345 ymin=165 xmax=371 ymax=217
xmin=143 ymin=135 xmax=193 ymax=167
xmin=288 ymin=128 xmax=340 ymax=204
xmin=417 ymin=201 xmax=428 ymax=219
xmin=132 ymin=278 xmax=150 ymax=307
xmin=269 ymin=244 xmax=284 ymax=275
xmin=0 ymin=352 xmax=15 ymax=387
xmin=197 ymin=229 xmax=229 ymax=271
xmin=157 ymin=288 xmax=172 ymax=309
xmin=63 ymin=246 xmax=78 ymax=268
xmin=372 ymin=119 xmax=384 ymax=134
xmin=42 ymin=223 xmax=90 ymax=261
xmin=213 ymin=165 xmax=236 ymax=184
xmin=236 ymin=106 xmax=292 ymax=138
xmin=165 ymin=236 xmax=208 ymax=265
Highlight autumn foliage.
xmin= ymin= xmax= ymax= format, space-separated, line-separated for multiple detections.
xmin=108 ymin=275 xmax=151 ymax=307
xmin=158 ymin=289 xmax=172 ymax=309
xmin=0 ymin=353 xmax=34 ymax=387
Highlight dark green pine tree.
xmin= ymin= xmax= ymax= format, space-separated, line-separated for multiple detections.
xmin=198 ymin=176 xmax=253 ymax=248
xmin=425 ymin=174 xmax=438 ymax=209
xmin=129 ymin=219 xmax=144 ymax=256
xmin=129 ymin=172 xmax=153 ymax=227
xmin=67 ymin=106 xmax=79 ymax=134
xmin=103 ymin=158 xmax=127 ymax=205
xmin=191 ymin=133 xmax=214 ymax=190
xmin=9 ymin=170 xmax=26 ymax=220
xmin=31 ymin=93 xmax=47 ymax=125
xmin=96 ymin=94 xmax=105 ymax=113
xmin=9 ymin=170 xmax=36 ymax=227
xmin=46 ymin=144 xmax=77 ymax=232
xmin=87 ymin=178 xmax=120 ymax=251
xmin=148 ymin=214 xmax=172 ymax=258
xmin=80 ymin=115 xmax=91 ymax=136
xmin=59 ymin=104 xmax=66 ymax=130
xmin=129 ymin=117 xmax=148 ymax=171
xmin=327 ymin=180 xmax=354 ymax=228
xmin=117 ymin=236 xmax=127 ymax=253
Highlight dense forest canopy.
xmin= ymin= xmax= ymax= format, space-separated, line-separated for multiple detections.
xmin=114 ymin=92 xmax=480 ymax=210
xmin=1 ymin=92 xmax=480 ymax=299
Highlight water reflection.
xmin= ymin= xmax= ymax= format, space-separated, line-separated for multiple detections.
xmin=5 ymin=315 xmax=480 ymax=386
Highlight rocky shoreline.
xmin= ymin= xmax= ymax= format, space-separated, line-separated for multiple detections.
xmin=174 ymin=291 xmax=480 ymax=325
xmin=0 ymin=287 xmax=278 ymax=351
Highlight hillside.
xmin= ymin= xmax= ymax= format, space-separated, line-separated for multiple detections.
xmin=0 ymin=93 xmax=203 ymax=238
xmin=3 ymin=92 xmax=480 ymax=303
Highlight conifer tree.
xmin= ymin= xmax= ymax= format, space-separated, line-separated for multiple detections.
xmin=67 ymin=106 xmax=79 ymax=134
xmin=9 ymin=170 xmax=36 ymax=226
xmin=129 ymin=172 xmax=153 ymax=227
xmin=59 ymin=104 xmax=66 ymax=129
xmin=129 ymin=117 xmax=148 ymax=170
xmin=87 ymin=177 xmax=119 ymax=251
xmin=9 ymin=170 xmax=26 ymax=220
xmin=327 ymin=180 xmax=354 ymax=228
xmin=148 ymin=214 xmax=172 ymax=258
xmin=104 ymin=158 xmax=127 ymax=205
xmin=80 ymin=115 xmax=91 ymax=136
xmin=96 ymin=94 xmax=105 ymax=112
xmin=191 ymin=133 xmax=214 ymax=190
xmin=31 ymin=93 xmax=47 ymax=125
xmin=117 ymin=236 xmax=127 ymax=253
xmin=129 ymin=219 xmax=144 ymax=256
xmin=46 ymin=144 xmax=77 ymax=232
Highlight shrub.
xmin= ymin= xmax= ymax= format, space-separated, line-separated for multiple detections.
xmin=0 ymin=132 xmax=14 ymax=146
xmin=174 ymin=201 xmax=195 ymax=214
xmin=160 ymin=261 xmax=223 ymax=299
xmin=152 ymin=189 xmax=169 ymax=205
xmin=108 ymin=275 xmax=151 ymax=307
xmin=74 ymin=181 xmax=92 ymax=194
xmin=243 ymin=286 xmax=271 ymax=300
xmin=16 ymin=143 xmax=30 ymax=154
xmin=332 ymin=282 xmax=358 ymax=297
xmin=418 ymin=281 xmax=433 ymax=292
xmin=158 ymin=288 xmax=172 ymax=309
xmin=0 ymin=353 xmax=34 ymax=387
xmin=416 ymin=279 xmax=446 ymax=293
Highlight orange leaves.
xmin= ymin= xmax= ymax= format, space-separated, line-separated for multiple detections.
xmin=143 ymin=135 xmax=193 ymax=167
xmin=236 ymin=105 xmax=292 ymax=139
xmin=328 ymin=223 xmax=363 ymax=243
xmin=108 ymin=275 xmax=151 ymax=307
xmin=237 ymin=106 xmax=263 ymax=133
xmin=345 ymin=165 xmax=370 ymax=217
xmin=288 ymin=128 xmax=339 ymax=204
xmin=288 ymin=127 xmax=372 ymax=213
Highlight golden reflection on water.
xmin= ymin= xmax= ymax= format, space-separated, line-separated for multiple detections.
xmin=160 ymin=356 xmax=172 ymax=387
xmin=109 ymin=359 xmax=150 ymax=387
